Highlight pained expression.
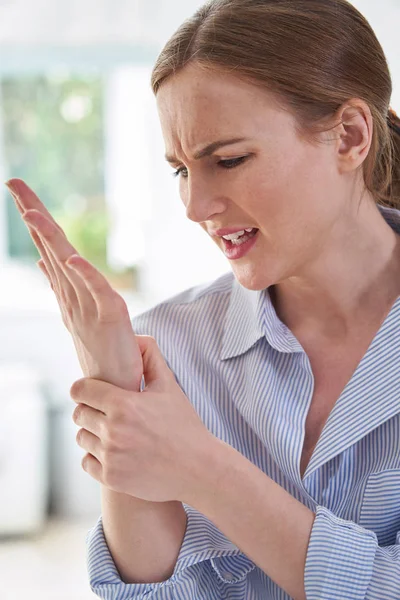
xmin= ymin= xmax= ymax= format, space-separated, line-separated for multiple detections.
xmin=156 ymin=62 xmax=345 ymax=291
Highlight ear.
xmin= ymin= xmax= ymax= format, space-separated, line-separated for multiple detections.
xmin=334 ymin=99 xmax=373 ymax=175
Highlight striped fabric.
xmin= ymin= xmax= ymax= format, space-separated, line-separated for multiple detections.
xmin=86 ymin=204 xmax=400 ymax=599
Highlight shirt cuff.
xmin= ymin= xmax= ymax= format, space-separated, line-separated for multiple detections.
xmin=86 ymin=503 xmax=255 ymax=598
xmin=304 ymin=504 xmax=378 ymax=600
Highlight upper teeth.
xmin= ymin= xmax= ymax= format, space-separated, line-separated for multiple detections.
xmin=222 ymin=228 xmax=253 ymax=240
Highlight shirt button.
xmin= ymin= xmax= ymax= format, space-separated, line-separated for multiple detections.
xmin=222 ymin=572 xmax=235 ymax=581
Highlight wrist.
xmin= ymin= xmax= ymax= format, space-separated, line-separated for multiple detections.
xmin=183 ymin=436 xmax=239 ymax=511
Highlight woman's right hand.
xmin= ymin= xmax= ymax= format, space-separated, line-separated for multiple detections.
xmin=6 ymin=178 xmax=143 ymax=393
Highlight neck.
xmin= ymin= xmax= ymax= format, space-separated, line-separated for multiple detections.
xmin=270 ymin=200 xmax=400 ymax=344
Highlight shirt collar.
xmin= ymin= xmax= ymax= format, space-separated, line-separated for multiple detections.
xmin=220 ymin=203 xmax=400 ymax=361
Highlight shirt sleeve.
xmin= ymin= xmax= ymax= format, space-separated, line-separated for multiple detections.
xmin=86 ymin=502 xmax=256 ymax=599
xmin=304 ymin=505 xmax=400 ymax=599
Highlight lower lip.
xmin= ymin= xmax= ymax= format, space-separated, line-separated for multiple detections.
xmin=221 ymin=230 xmax=259 ymax=260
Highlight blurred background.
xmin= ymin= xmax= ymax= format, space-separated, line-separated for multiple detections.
xmin=0 ymin=1 xmax=398 ymax=598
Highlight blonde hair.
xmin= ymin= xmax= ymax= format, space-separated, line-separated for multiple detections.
xmin=151 ymin=0 xmax=400 ymax=208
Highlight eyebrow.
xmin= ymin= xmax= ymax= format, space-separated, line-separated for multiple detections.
xmin=165 ymin=137 xmax=250 ymax=164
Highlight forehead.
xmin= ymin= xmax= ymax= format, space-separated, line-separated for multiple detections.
xmin=156 ymin=63 xmax=284 ymax=149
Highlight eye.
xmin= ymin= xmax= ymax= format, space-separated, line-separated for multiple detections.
xmin=172 ymin=156 xmax=248 ymax=179
xmin=172 ymin=166 xmax=188 ymax=179
xmin=218 ymin=156 xmax=248 ymax=170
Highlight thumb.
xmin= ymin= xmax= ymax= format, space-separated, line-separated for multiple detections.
xmin=135 ymin=335 xmax=174 ymax=388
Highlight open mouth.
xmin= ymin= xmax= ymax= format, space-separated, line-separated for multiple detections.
xmin=221 ymin=227 xmax=259 ymax=247
xmin=220 ymin=228 xmax=259 ymax=260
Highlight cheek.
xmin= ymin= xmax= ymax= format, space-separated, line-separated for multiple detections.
xmin=242 ymin=173 xmax=322 ymax=260
xmin=253 ymin=150 xmax=328 ymax=228
xmin=243 ymin=168 xmax=296 ymax=231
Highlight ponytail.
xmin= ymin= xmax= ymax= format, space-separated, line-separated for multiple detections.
xmin=388 ymin=107 xmax=400 ymax=135
xmin=385 ymin=107 xmax=400 ymax=208
xmin=387 ymin=108 xmax=400 ymax=210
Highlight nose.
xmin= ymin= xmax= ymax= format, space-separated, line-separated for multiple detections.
xmin=183 ymin=175 xmax=226 ymax=224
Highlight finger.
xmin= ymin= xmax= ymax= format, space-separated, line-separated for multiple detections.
xmin=6 ymin=181 xmax=71 ymax=301
xmin=37 ymin=258 xmax=53 ymax=287
xmin=36 ymin=254 xmax=77 ymax=332
xmin=7 ymin=179 xmax=84 ymax=312
xmin=6 ymin=178 xmax=70 ymax=298
xmin=37 ymin=258 xmax=46 ymax=271
xmin=30 ymin=225 xmax=71 ymax=325
xmin=66 ymin=255 xmax=128 ymax=322
xmin=136 ymin=335 xmax=174 ymax=388
xmin=76 ymin=427 xmax=103 ymax=463
xmin=70 ymin=377 xmax=125 ymax=415
xmin=36 ymin=256 xmax=76 ymax=336
xmin=25 ymin=215 xmax=80 ymax=315
xmin=6 ymin=178 xmax=65 ymax=236
xmin=29 ymin=224 xmax=62 ymax=295
xmin=72 ymin=402 xmax=106 ymax=435
xmin=11 ymin=182 xmax=115 ymax=325
xmin=81 ymin=453 xmax=103 ymax=483
xmin=23 ymin=210 xmax=81 ymax=264
xmin=22 ymin=211 xmax=93 ymax=314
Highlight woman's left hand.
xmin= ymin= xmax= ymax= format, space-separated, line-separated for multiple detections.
xmin=71 ymin=333 xmax=218 ymax=505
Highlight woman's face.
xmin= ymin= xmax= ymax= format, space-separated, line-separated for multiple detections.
xmin=156 ymin=62 xmax=350 ymax=291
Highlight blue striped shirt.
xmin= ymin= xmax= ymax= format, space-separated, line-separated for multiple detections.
xmin=86 ymin=203 xmax=400 ymax=599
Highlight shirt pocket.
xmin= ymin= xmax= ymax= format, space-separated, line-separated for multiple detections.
xmin=359 ymin=469 xmax=400 ymax=546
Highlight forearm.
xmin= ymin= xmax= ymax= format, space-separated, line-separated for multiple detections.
xmin=101 ymin=485 xmax=187 ymax=584
xmin=188 ymin=439 xmax=316 ymax=600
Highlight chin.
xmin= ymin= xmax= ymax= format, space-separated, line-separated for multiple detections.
xmin=231 ymin=263 xmax=273 ymax=291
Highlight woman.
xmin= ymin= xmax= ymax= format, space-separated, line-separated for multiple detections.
xmin=8 ymin=0 xmax=400 ymax=598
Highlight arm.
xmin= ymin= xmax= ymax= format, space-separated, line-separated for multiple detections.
xmin=190 ymin=438 xmax=399 ymax=600
xmin=188 ymin=438 xmax=315 ymax=600
xmin=6 ymin=179 xmax=188 ymax=585
xmin=101 ymin=488 xmax=187 ymax=583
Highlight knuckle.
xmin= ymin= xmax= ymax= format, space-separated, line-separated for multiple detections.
xmin=106 ymin=394 xmax=129 ymax=420
xmin=57 ymin=285 xmax=66 ymax=302
xmin=64 ymin=301 xmax=75 ymax=321
xmin=113 ymin=403 xmax=130 ymax=422
xmin=72 ymin=403 xmax=83 ymax=424
xmin=110 ymin=292 xmax=128 ymax=311
xmin=97 ymin=310 xmax=116 ymax=325
xmin=72 ymin=404 xmax=82 ymax=423
xmin=60 ymin=308 xmax=72 ymax=331
xmin=56 ymin=288 xmax=75 ymax=316
xmin=138 ymin=334 xmax=158 ymax=354
xmin=70 ymin=379 xmax=85 ymax=400
xmin=148 ymin=336 xmax=162 ymax=354
xmin=102 ymin=426 xmax=120 ymax=452
xmin=46 ymin=227 xmax=58 ymax=242
xmin=137 ymin=334 xmax=156 ymax=344
xmin=97 ymin=295 xmax=128 ymax=324
xmin=53 ymin=282 xmax=61 ymax=297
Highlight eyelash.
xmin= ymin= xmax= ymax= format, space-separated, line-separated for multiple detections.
xmin=172 ymin=156 xmax=248 ymax=179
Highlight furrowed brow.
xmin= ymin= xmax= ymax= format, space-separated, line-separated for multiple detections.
xmin=165 ymin=137 xmax=249 ymax=164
